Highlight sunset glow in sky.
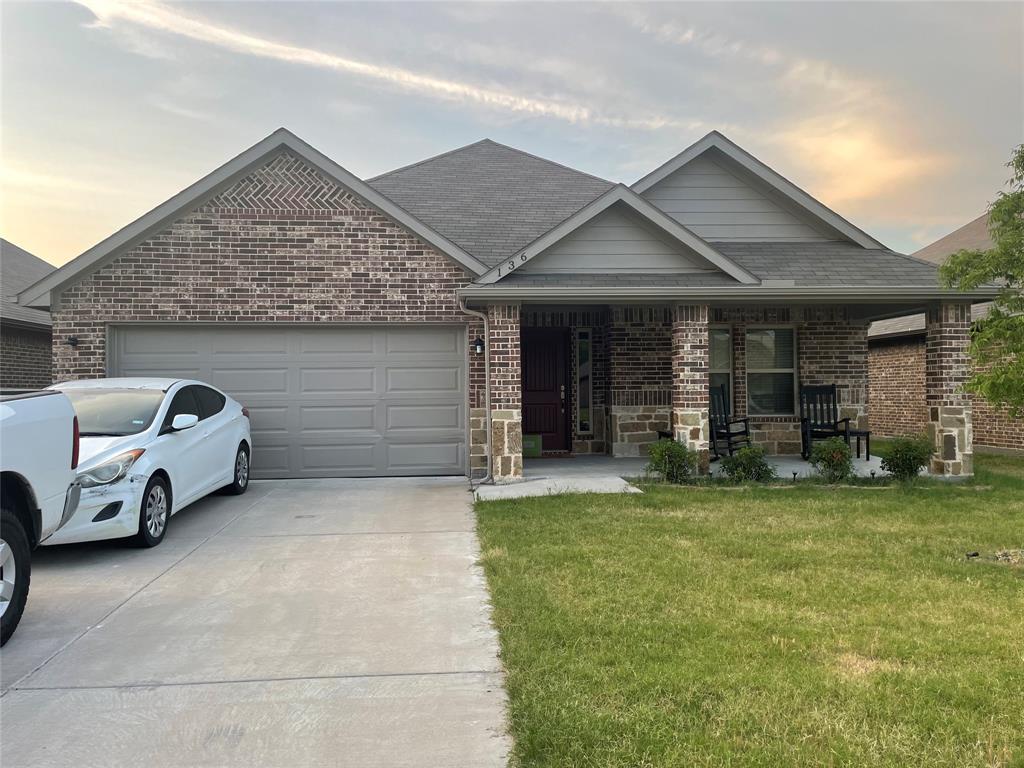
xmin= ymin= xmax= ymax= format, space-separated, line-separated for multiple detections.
xmin=1 ymin=1 xmax=1021 ymax=265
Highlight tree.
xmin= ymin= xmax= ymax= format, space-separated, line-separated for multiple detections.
xmin=939 ymin=144 xmax=1024 ymax=417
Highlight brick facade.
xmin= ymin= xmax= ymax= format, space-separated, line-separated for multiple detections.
xmin=52 ymin=151 xmax=482 ymax=391
xmin=607 ymin=306 xmax=672 ymax=456
xmin=925 ymin=302 xmax=973 ymax=475
xmin=671 ymin=304 xmax=710 ymax=470
xmin=869 ymin=337 xmax=1022 ymax=452
xmin=0 ymin=325 xmax=52 ymax=390
xmin=713 ymin=305 xmax=869 ymax=454
xmin=868 ymin=338 xmax=928 ymax=437
xmin=487 ymin=303 xmax=522 ymax=481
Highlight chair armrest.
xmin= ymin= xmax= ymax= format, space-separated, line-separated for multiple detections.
xmin=836 ymin=418 xmax=851 ymax=433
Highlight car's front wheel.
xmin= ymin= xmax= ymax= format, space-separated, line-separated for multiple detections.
xmin=226 ymin=444 xmax=250 ymax=496
xmin=134 ymin=476 xmax=170 ymax=548
xmin=1 ymin=507 xmax=31 ymax=647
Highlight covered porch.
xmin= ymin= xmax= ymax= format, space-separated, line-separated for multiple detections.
xmin=473 ymin=300 xmax=974 ymax=483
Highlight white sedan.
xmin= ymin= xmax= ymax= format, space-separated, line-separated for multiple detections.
xmin=43 ymin=378 xmax=252 ymax=547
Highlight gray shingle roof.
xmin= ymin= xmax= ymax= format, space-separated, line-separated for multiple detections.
xmin=493 ymin=272 xmax=741 ymax=288
xmin=713 ymin=242 xmax=944 ymax=286
xmin=368 ymin=139 xmax=614 ymax=267
xmin=1 ymin=239 xmax=53 ymax=327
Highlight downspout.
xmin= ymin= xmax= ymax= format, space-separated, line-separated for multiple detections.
xmin=459 ymin=297 xmax=492 ymax=486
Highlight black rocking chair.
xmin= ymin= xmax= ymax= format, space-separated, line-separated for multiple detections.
xmin=709 ymin=385 xmax=751 ymax=459
xmin=799 ymin=384 xmax=851 ymax=459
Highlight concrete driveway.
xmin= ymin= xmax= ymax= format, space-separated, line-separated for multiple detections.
xmin=1 ymin=478 xmax=509 ymax=767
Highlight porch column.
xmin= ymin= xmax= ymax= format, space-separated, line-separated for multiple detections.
xmin=672 ymin=304 xmax=711 ymax=472
xmin=488 ymin=303 xmax=523 ymax=481
xmin=925 ymin=301 xmax=973 ymax=476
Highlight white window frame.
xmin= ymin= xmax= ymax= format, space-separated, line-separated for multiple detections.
xmin=744 ymin=325 xmax=799 ymax=417
xmin=709 ymin=325 xmax=733 ymax=414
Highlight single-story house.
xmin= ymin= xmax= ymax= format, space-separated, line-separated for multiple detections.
xmin=1 ymin=239 xmax=55 ymax=391
xmin=868 ymin=215 xmax=1022 ymax=453
xmin=18 ymin=129 xmax=997 ymax=480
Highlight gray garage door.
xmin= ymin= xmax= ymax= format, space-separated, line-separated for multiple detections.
xmin=110 ymin=325 xmax=467 ymax=479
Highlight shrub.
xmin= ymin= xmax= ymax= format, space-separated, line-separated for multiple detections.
xmin=881 ymin=436 xmax=933 ymax=481
xmin=720 ymin=445 xmax=777 ymax=483
xmin=646 ymin=440 xmax=698 ymax=484
xmin=809 ymin=437 xmax=853 ymax=483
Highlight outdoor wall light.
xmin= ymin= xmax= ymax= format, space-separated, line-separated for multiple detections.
xmin=66 ymin=336 xmax=79 ymax=348
xmin=472 ymin=337 xmax=485 ymax=355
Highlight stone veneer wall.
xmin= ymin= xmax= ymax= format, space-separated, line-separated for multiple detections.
xmin=0 ymin=325 xmax=52 ymax=390
xmin=925 ymin=302 xmax=973 ymax=475
xmin=714 ymin=306 xmax=869 ymax=454
xmin=607 ymin=306 xmax=672 ymax=456
xmin=488 ymin=303 xmax=522 ymax=481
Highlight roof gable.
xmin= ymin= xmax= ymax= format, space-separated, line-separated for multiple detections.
xmin=478 ymin=185 xmax=759 ymax=285
xmin=368 ymin=139 xmax=614 ymax=267
xmin=632 ymin=132 xmax=885 ymax=249
xmin=18 ymin=129 xmax=488 ymax=309
xmin=1 ymin=239 xmax=54 ymax=327
xmin=912 ymin=213 xmax=992 ymax=265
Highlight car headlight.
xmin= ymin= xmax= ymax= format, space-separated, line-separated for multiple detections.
xmin=78 ymin=449 xmax=146 ymax=488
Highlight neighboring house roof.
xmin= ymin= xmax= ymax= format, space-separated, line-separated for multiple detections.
xmin=632 ymin=131 xmax=886 ymax=250
xmin=475 ymin=184 xmax=759 ymax=285
xmin=912 ymin=213 xmax=993 ymax=265
xmin=1 ymin=239 xmax=53 ymax=328
xmin=868 ymin=214 xmax=994 ymax=340
xmin=368 ymin=139 xmax=614 ymax=268
xmin=18 ymin=128 xmax=490 ymax=309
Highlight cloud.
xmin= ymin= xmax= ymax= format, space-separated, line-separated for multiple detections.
xmin=74 ymin=0 xmax=710 ymax=132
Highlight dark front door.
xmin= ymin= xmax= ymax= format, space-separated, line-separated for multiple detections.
xmin=522 ymin=327 xmax=570 ymax=452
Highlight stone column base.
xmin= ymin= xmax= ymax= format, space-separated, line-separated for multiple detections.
xmin=672 ymin=407 xmax=710 ymax=473
xmin=609 ymin=405 xmax=670 ymax=457
xmin=927 ymin=405 xmax=974 ymax=476
xmin=491 ymin=409 xmax=523 ymax=482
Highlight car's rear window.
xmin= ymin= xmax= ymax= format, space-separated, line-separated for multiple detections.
xmin=62 ymin=388 xmax=166 ymax=436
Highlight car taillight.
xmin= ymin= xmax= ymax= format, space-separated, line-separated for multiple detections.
xmin=241 ymin=406 xmax=250 ymax=418
xmin=72 ymin=415 xmax=80 ymax=470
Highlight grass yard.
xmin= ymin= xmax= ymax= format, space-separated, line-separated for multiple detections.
xmin=476 ymin=452 xmax=1024 ymax=767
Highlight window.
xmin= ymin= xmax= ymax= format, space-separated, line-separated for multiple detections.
xmin=576 ymin=329 xmax=593 ymax=435
xmin=63 ymin=388 xmax=165 ymax=437
xmin=745 ymin=328 xmax=797 ymax=415
xmin=194 ymin=386 xmax=226 ymax=420
xmin=709 ymin=327 xmax=732 ymax=413
xmin=162 ymin=386 xmax=201 ymax=431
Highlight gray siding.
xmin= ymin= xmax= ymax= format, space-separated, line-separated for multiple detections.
xmin=520 ymin=204 xmax=717 ymax=274
xmin=641 ymin=154 xmax=833 ymax=242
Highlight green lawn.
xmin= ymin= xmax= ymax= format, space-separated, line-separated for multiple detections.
xmin=476 ymin=453 xmax=1024 ymax=767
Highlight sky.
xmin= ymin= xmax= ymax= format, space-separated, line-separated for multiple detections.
xmin=1 ymin=1 xmax=1021 ymax=267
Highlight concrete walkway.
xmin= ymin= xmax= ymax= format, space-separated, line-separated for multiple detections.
xmin=475 ymin=456 xmax=647 ymax=501
xmin=1 ymin=478 xmax=509 ymax=767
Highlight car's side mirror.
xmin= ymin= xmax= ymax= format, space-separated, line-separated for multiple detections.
xmin=171 ymin=413 xmax=199 ymax=431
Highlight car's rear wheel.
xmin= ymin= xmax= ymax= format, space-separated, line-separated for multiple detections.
xmin=134 ymin=476 xmax=170 ymax=548
xmin=1 ymin=507 xmax=31 ymax=647
xmin=226 ymin=444 xmax=250 ymax=495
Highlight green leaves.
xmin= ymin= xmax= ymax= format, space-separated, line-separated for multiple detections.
xmin=939 ymin=144 xmax=1024 ymax=417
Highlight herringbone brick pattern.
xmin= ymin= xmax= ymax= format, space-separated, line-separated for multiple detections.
xmin=208 ymin=152 xmax=357 ymax=211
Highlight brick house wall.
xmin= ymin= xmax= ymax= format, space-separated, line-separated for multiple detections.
xmin=713 ymin=305 xmax=869 ymax=454
xmin=0 ymin=325 xmax=52 ymax=390
xmin=869 ymin=335 xmax=1023 ymax=452
xmin=50 ymin=150 xmax=486 ymax=425
xmin=868 ymin=338 xmax=928 ymax=437
xmin=607 ymin=306 xmax=673 ymax=456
